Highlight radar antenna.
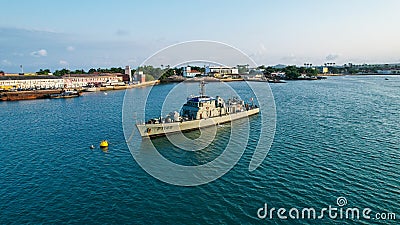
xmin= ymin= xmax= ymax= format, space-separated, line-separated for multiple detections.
xmin=199 ymin=81 xmax=206 ymax=97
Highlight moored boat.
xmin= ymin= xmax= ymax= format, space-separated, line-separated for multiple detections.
xmin=136 ymin=81 xmax=259 ymax=138
xmin=84 ymin=87 xmax=100 ymax=92
xmin=0 ymin=89 xmax=63 ymax=101
xmin=50 ymin=90 xmax=81 ymax=99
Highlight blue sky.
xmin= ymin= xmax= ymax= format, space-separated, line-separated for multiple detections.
xmin=1 ymin=0 xmax=400 ymax=72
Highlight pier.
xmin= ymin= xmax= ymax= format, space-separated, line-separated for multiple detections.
xmin=0 ymin=89 xmax=63 ymax=101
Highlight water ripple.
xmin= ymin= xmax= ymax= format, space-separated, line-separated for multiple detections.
xmin=1 ymin=76 xmax=399 ymax=224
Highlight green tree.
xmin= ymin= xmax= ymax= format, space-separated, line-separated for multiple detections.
xmin=257 ymin=65 xmax=266 ymax=70
xmin=306 ymin=68 xmax=318 ymax=77
xmin=329 ymin=67 xmax=339 ymax=74
xmin=348 ymin=68 xmax=357 ymax=74
xmin=88 ymin=68 xmax=96 ymax=74
xmin=145 ymin=74 xmax=155 ymax=81
xmin=237 ymin=64 xmax=248 ymax=74
xmin=71 ymin=69 xmax=85 ymax=74
xmin=262 ymin=66 xmax=277 ymax=76
xmin=298 ymin=67 xmax=307 ymax=74
xmin=137 ymin=65 xmax=163 ymax=79
xmin=36 ymin=69 xmax=51 ymax=75
xmin=95 ymin=67 xmax=124 ymax=74
xmin=109 ymin=67 xmax=124 ymax=73
xmin=159 ymin=68 xmax=182 ymax=80
xmin=53 ymin=68 xmax=70 ymax=77
xmin=284 ymin=66 xmax=300 ymax=79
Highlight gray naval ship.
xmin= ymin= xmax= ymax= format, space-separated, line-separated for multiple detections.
xmin=136 ymin=81 xmax=259 ymax=137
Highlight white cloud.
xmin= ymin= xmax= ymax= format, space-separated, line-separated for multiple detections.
xmin=115 ymin=29 xmax=130 ymax=36
xmin=1 ymin=59 xmax=12 ymax=66
xmin=59 ymin=60 xmax=69 ymax=66
xmin=66 ymin=46 xmax=75 ymax=51
xmin=30 ymin=49 xmax=48 ymax=57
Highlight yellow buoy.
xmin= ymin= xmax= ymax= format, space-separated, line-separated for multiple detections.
xmin=100 ymin=140 xmax=109 ymax=148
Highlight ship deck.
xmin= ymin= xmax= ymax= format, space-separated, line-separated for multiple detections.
xmin=136 ymin=108 xmax=259 ymax=138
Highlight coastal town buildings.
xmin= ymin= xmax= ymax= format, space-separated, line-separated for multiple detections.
xmin=0 ymin=73 xmax=131 ymax=90
xmin=0 ymin=64 xmax=141 ymax=91
xmin=134 ymin=71 xmax=146 ymax=83
xmin=62 ymin=74 xmax=123 ymax=88
xmin=271 ymin=72 xmax=286 ymax=79
xmin=182 ymin=66 xmax=201 ymax=78
xmin=0 ymin=76 xmax=64 ymax=90
xmin=205 ymin=66 xmax=239 ymax=78
xmin=376 ymin=69 xmax=400 ymax=74
xmin=125 ymin=65 xmax=133 ymax=82
xmin=205 ymin=66 xmax=239 ymax=75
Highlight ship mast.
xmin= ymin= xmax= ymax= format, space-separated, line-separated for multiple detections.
xmin=199 ymin=81 xmax=206 ymax=97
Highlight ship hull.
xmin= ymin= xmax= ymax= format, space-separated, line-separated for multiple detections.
xmin=84 ymin=87 xmax=100 ymax=92
xmin=136 ymin=108 xmax=259 ymax=138
xmin=0 ymin=90 xmax=63 ymax=101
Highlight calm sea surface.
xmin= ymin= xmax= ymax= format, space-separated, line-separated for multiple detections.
xmin=0 ymin=76 xmax=399 ymax=224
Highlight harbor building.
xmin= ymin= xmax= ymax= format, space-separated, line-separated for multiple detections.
xmin=0 ymin=76 xmax=64 ymax=90
xmin=271 ymin=72 xmax=286 ymax=79
xmin=125 ymin=65 xmax=133 ymax=82
xmin=205 ymin=66 xmax=239 ymax=78
xmin=62 ymin=74 xmax=122 ymax=88
xmin=134 ymin=71 xmax=146 ymax=83
xmin=377 ymin=69 xmax=400 ymax=74
xmin=182 ymin=66 xmax=201 ymax=78
xmin=139 ymin=73 xmax=146 ymax=83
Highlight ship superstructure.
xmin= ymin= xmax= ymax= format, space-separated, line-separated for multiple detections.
xmin=136 ymin=81 xmax=259 ymax=137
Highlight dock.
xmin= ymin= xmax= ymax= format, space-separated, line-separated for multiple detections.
xmin=0 ymin=89 xmax=63 ymax=101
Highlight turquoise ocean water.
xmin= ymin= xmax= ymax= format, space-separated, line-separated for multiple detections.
xmin=0 ymin=76 xmax=399 ymax=224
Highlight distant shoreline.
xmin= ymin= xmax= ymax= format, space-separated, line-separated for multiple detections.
xmin=0 ymin=80 xmax=159 ymax=101
xmin=320 ymin=73 xmax=400 ymax=76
